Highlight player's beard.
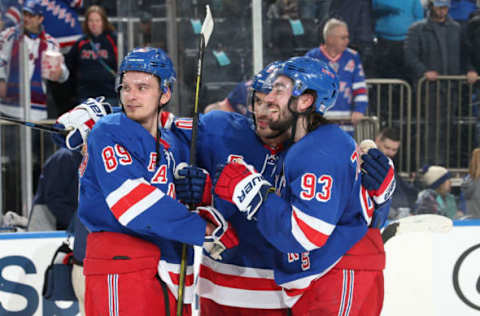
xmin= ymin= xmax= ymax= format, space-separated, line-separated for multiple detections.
xmin=268 ymin=99 xmax=296 ymax=135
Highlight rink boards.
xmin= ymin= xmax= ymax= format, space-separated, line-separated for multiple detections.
xmin=0 ymin=221 xmax=479 ymax=315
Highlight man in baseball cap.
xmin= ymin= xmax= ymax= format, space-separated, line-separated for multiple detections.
xmin=23 ymin=0 xmax=44 ymax=16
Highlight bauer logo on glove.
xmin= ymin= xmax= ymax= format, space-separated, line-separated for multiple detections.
xmin=214 ymin=159 xmax=273 ymax=220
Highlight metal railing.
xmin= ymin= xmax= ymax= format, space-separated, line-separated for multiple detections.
xmin=365 ymin=78 xmax=413 ymax=173
xmin=365 ymin=76 xmax=478 ymax=176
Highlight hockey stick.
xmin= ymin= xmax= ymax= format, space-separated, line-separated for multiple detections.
xmin=177 ymin=5 xmax=213 ymax=316
xmin=0 ymin=114 xmax=67 ymax=135
xmin=382 ymin=214 xmax=453 ymax=244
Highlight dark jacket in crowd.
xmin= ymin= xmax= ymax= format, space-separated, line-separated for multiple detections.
xmin=404 ymin=15 xmax=470 ymax=80
xmin=65 ymin=31 xmax=118 ymax=102
xmin=464 ymin=11 xmax=480 ymax=73
xmin=33 ymin=148 xmax=83 ymax=230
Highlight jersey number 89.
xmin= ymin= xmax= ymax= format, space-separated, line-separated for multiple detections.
xmin=102 ymin=145 xmax=133 ymax=172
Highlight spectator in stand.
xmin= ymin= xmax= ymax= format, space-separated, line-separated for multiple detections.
xmin=464 ymin=6 xmax=480 ymax=75
xmin=299 ymin=0 xmax=332 ymax=22
xmin=203 ymin=80 xmax=251 ymax=116
xmin=375 ymin=128 xmax=419 ymax=219
xmin=0 ymin=0 xmax=69 ymax=120
xmin=306 ymin=18 xmax=368 ymax=135
xmin=461 ymin=148 xmax=480 ymax=218
xmin=267 ymin=0 xmax=300 ymax=19
xmin=405 ymin=0 xmax=478 ymax=166
xmin=449 ymin=0 xmax=478 ymax=27
xmin=328 ymin=0 xmax=376 ymax=77
xmin=28 ymin=146 xmax=83 ymax=231
xmin=372 ymin=0 xmax=424 ymax=79
xmin=65 ymin=5 xmax=118 ymax=106
xmin=405 ymin=0 xmax=478 ymax=84
xmin=415 ymin=165 xmax=464 ymax=219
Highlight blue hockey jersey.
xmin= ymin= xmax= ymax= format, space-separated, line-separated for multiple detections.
xmin=78 ymin=112 xmax=206 ymax=303
xmin=170 ymin=111 xmax=289 ymax=309
xmin=306 ymin=46 xmax=368 ymax=132
xmin=256 ymin=123 xmax=373 ymax=306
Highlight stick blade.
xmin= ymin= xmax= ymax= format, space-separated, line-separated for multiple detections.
xmin=382 ymin=214 xmax=453 ymax=244
xmin=201 ymin=5 xmax=214 ymax=46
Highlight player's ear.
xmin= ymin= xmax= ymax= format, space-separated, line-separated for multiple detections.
xmin=297 ymin=93 xmax=315 ymax=113
xmin=160 ymin=87 xmax=171 ymax=105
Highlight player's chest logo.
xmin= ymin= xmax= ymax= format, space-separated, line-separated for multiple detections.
xmin=147 ymin=151 xmax=176 ymax=198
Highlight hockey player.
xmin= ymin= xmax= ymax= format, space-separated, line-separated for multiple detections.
xmin=174 ymin=61 xmax=292 ymax=315
xmin=214 ymin=56 xmax=394 ymax=315
xmin=73 ymin=47 xmax=238 ymax=316
xmin=56 ymin=58 xmax=393 ymax=315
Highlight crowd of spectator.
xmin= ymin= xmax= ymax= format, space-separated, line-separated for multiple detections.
xmin=0 ymin=1 xmax=480 ymax=314
xmin=1 ymin=0 xmax=480 ymax=226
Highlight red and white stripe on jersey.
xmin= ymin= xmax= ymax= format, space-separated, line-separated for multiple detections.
xmin=108 ymin=274 xmax=119 ymax=316
xmin=174 ymin=118 xmax=193 ymax=130
xmin=106 ymin=178 xmax=165 ymax=226
xmin=352 ymin=81 xmax=368 ymax=103
xmin=359 ymin=186 xmax=374 ymax=225
xmin=157 ymin=260 xmax=195 ymax=304
xmin=291 ymin=205 xmax=335 ymax=251
xmin=197 ymin=255 xmax=287 ymax=309
xmin=280 ymin=258 xmax=339 ymax=307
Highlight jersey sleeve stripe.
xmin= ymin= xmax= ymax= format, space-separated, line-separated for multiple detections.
xmin=291 ymin=206 xmax=334 ymax=250
xmin=352 ymin=87 xmax=367 ymax=96
xmin=106 ymin=179 xmax=165 ymax=225
xmin=352 ymin=82 xmax=366 ymax=90
xmin=353 ymin=95 xmax=368 ymax=103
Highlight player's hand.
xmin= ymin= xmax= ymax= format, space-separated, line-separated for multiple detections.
xmin=174 ymin=162 xmax=212 ymax=206
xmin=196 ymin=206 xmax=239 ymax=260
xmin=214 ymin=160 xmax=272 ymax=220
xmin=55 ymin=97 xmax=112 ymax=150
xmin=361 ymin=148 xmax=396 ymax=205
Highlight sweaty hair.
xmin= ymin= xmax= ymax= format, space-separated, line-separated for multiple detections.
xmin=323 ymin=18 xmax=348 ymax=41
xmin=469 ymin=148 xmax=480 ymax=180
xmin=83 ymin=5 xmax=115 ymax=35
xmin=377 ymin=127 xmax=400 ymax=142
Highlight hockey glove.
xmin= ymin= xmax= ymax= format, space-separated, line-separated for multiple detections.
xmin=214 ymin=160 xmax=272 ymax=220
xmin=55 ymin=97 xmax=112 ymax=150
xmin=174 ymin=162 xmax=212 ymax=206
xmin=196 ymin=206 xmax=239 ymax=260
xmin=361 ymin=148 xmax=396 ymax=205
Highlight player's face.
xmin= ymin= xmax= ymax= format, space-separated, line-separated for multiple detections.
xmin=120 ymin=71 xmax=169 ymax=135
xmin=326 ymin=25 xmax=349 ymax=54
xmin=253 ymin=92 xmax=287 ymax=143
xmin=265 ymin=76 xmax=295 ymax=135
xmin=377 ymin=138 xmax=400 ymax=159
xmin=87 ymin=12 xmax=104 ymax=36
xmin=23 ymin=11 xmax=43 ymax=34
